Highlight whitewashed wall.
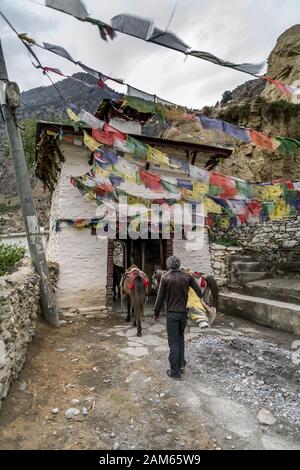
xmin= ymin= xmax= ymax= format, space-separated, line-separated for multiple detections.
xmin=173 ymin=228 xmax=213 ymax=275
xmin=47 ymin=141 xmax=108 ymax=310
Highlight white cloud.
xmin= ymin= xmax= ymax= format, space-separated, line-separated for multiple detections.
xmin=0 ymin=0 xmax=299 ymax=107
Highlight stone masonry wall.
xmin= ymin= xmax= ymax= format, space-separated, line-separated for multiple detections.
xmin=230 ymin=216 xmax=300 ymax=251
xmin=0 ymin=259 xmax=40 ymax=409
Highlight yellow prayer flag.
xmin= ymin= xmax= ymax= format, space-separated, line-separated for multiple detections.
xmin=254 ymin=184 xmax=283 ymax=201
xmin=67 ymin=108 xmax=81 ymax=123
xmin=193 ymin=181 xmax=209 ymax=199
xmin=271 ymin=200 xmax=290 ymax=220
xmin=147 ymin=146 xmax=169 ymax=167
xmin=204 ymin=197 xmax=222 ymax=214
xmin=83 ymin=131 xmax=101 ymax=152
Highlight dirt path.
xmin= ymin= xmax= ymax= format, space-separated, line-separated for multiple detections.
xmin=0 ymin=308 xmax=299 ymax=450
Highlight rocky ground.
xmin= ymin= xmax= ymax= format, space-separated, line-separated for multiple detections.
xmin=0 ymin=307 xmax=299 ymax=451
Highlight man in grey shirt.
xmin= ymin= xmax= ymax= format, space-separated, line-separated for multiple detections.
xmin=154 ymin=256 xmax=203 ymax=380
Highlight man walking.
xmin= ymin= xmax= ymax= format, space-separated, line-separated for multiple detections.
xmin=154 ymin=256 xmax=203 ymax=380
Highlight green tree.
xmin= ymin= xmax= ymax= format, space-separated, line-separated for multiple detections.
xmin=3 ymin=118 xmax=37 ymax=170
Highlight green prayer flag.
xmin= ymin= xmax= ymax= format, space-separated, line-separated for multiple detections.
xmin=126 ymin=136 xmax=148 ymax=157
xmin=276 ymin=137 xmax=300 ymax=154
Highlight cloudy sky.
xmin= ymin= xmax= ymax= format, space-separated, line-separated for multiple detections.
xmin=0 ymin=0 xmax=298 ymax=108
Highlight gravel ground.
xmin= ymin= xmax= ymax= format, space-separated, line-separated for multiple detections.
xmin=186 ymin=334 xmax=300 ymax=434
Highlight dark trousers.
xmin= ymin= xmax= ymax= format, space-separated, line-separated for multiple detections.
xmin=166 ymin=311 xmax=187 ymax=377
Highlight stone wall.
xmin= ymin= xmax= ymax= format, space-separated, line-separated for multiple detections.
xmin=0 ymin=259 xmax=40 ymax=409
xmin=210 ymin=244 xmax=243 ymax=286
xmin=230 ymin=216 xmax=300 ymax=251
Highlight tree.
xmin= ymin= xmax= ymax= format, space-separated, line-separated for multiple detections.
xmin=20 ymin=118 xmax=37 ymax=170
xmin=221 ymin=90 xmax=233 ymax=104
xmin=3 ymin=118 xmax=36 ymax=170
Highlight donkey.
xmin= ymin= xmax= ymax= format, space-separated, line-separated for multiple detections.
xmin=121 ymin=267 xmax=149 ymax=337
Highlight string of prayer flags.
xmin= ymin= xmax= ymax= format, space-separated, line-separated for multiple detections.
xmin=198 ymin=114 xmax=300 ymax=153
xmin=111 ymin=13 xmax=265 ymax=75
xmin=66 ymin=107 xmax=300 ymax=224
xmin=26 ymin=23 xmax=295 ymax=106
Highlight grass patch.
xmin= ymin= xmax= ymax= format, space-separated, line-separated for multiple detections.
xmin=0 ymin=203 xmax=21 ymax=215
xmin=0 ymin=243 xmax=25 ymax=276
xmin=107 ymin=388 xmax=136 ymax=417
xmin=210 ymin=236 xmax=240 ymax=247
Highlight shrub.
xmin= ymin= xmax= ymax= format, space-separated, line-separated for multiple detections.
xmin=0 ymin=203 xmax=20 ymax=215
xmin=0 ymin=243 xmax=26 ymax=276
xmin=210 ymin=236 xmax=240 ymax=247
xmin=264 ymin=100 xmax=300 ymax=124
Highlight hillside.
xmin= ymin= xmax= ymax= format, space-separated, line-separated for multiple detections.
xmin=0 ymin=72 xmax=102 ymax=234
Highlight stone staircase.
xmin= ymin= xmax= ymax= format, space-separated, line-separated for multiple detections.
xmin=229 ymin=254 xmax=268 ymax=285
xmin=219 ymin=253 xmax=300 ymax=335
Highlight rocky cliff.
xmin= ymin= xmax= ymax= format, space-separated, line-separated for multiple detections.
xmin=215 ymin=24 xmax=300 ymax=182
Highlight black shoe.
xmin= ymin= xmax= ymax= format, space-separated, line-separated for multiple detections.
xmin=180 ymin=368 xmax=186 ymax=374
xmin=167 ymin=369 xmax=182 ymax=380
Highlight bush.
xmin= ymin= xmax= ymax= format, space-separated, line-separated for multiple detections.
xmin=210 ymin=236 xmax=240 ymax=247
xmin=0 ymin=243 xmax=26 ymax=276
xmin=264 ymin=100 xmax=300 ymax=124
xmin=0 ymin=203 xmax=20 ymax=215
xmin=218 ymin=103 xmax=251 ymax=124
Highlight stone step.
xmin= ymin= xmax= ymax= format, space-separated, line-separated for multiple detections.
xmin=235 ymin=279 xmax=300 ymax=305
xmin=219 ymin=291 xmax=300 ymax=335
xmin=231 ymin=261 xmax=262 ymax=272
xmin=230 ymin=255 xmax=256 ymax=262
xmin=237 ymin=271 xmax=268 ymax=283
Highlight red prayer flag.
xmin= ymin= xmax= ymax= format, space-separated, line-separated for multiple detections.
xmin=104 ymin=123 xmax=126 ymax=142
xmin=140 ymin=169 xmax=163 ymax=191
xmin=249 ymin=129 xmax=275 ymax=150
xmin=92 ymin=128 xmax=114 ymax=146
xmin=263 ymin=77 xmax=292 ymax=97
xmin=210 ymin=172 xmax=237 ymax=198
